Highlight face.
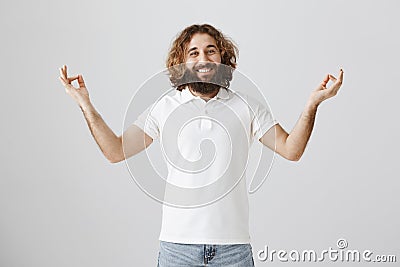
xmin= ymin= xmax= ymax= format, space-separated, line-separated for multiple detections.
xmin=185 ymin=33 xmax=222 ymax=82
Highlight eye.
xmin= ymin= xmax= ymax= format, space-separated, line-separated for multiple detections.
xmin=207 ymin=49 xmax=216 ymax=54
xmin=189 ymin=51 xmax=199 ymax=57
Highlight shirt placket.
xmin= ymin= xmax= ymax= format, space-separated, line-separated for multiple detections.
xmin=200 ymin=100 xmax=212 ymax=130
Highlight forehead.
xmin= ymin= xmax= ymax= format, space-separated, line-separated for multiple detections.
xmin=187 ymin=33 xmax=217 ymax=50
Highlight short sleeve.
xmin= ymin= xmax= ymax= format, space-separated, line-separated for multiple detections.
xmin=248 ymin=95 xmax=278 ymax=141
xmin=133 ymin=104 xmax=160 ymax=140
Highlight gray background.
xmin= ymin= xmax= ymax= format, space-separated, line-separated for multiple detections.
xmin=1 ymin=0 xmax=399 ymax=266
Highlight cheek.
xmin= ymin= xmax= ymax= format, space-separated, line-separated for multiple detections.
xmin=184 ymin=57 xmax=193 ymax=63
xmin=184 ymin=61 xmax=196 ymax=71
xmin=184 ymin=58 xmax=196 ymax=68
xmin=213 ymin=54 xmax=222 ymax=63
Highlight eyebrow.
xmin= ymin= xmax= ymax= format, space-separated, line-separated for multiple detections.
xmin=187 ymin=44 xmax=218 ymax=53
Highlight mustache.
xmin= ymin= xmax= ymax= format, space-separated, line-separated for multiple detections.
xmin=178 ymin=62 xmax=230 ymax=89
xmin=193 ymin=62 xmax=218 ymax=71
xmin=167 ymin=63 xmax=234 ymax=90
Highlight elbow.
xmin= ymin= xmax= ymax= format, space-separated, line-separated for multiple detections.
xmin=289 ymin=154 xmax=302 ymax=162
xmin=108 ymin=157 xmax=122 ymax=164
xmin=106 ymin=152 xmax=125 ymax=164
xmin=284 ymin=151 xmax=303 ymax=162
xmin=107 ymin=154 xmax=125 ymax=164
xmin=106 ymin=138 xmax=125 ymax=164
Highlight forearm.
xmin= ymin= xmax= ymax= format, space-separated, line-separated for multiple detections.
xmin=277 ymin=69 xmax=344 ymax=161
xmin=80 ymin=102 xmax=122 ymax=162
xmin=285 ymin=101 xmax=318 ymax=161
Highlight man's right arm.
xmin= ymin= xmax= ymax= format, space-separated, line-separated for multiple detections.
xmin=80 ymin=102 xmax=153 ymax=163
xmin=59 ymin=65 xmax=153 ymax=163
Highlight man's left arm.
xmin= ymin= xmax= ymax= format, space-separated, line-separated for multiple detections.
xmin=259 ymin=69 xmax=344 ymax=161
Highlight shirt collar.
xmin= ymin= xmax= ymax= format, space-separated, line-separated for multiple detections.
xmin=180 ymin=86 xmax=230 ymax=103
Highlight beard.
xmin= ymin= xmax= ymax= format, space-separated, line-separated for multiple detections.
xmin=181 ymin=62 xmax=227 ymax=94
xmin=188 ymin=82 xmax=221 ymax=94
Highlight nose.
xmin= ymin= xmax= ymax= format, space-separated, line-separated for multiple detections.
xmin=198 ymin=51 xmax=210 ymax=63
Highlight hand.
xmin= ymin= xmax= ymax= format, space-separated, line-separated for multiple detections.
xmin=308 ymin=69 xmax=344 ymax=107
xmin=59 ymin=65 xmax=90 ymax=107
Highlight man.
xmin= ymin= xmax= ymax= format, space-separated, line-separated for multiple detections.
xmin=59 ymin=24 xmax=343 ymax=266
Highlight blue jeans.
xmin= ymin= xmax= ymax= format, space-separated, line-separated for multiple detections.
xmin=157 ymin=241 xmax=255 ymax=267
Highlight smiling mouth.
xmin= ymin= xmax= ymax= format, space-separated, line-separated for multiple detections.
xmin=196 ymin=68 xmax=212 ymax=73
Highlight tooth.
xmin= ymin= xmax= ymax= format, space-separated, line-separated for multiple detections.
xmin=198 ymin=68 xmax=210 ymax=73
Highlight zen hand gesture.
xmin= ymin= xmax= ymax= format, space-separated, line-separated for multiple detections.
xmin=309 ymin=69 xmax=344 ymax=107
xmin=59 ymin=65 xmax=90 ymax=107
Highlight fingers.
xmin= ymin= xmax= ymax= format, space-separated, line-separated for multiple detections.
xmin=321 ymin=68 xmax=344 ymax=87
xmin=59 ymin=76 xmax=67 ymax=86
xmin=59 ymin=65 xmax=80 ymax=86
xmin=78 ymin=75 xmax=86 ymax=88
xmin=326 ymin=68 xmax=344 ymax=95
xmin=59 ymin=66 xmax=65 ymax=80
xmin=59 ymin=65 xmax=76 ymax=80
xmin=330 ymin=69 xmax=344 ymax=83
xmin=68 ymin=75 xmax=79 ymax=82
xmin=321 ymin=74 xmax=329 ymax=88
xmin=61 ymin=65 xmax=67 ymax=79
xmin=338 ymin=68 xmax=344 ymax=83
xmin=59 ymin=65 xmax=69 ymax=81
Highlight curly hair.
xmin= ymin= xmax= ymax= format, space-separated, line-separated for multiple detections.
xmin=166 ymin=24 xmax=239 ymax=90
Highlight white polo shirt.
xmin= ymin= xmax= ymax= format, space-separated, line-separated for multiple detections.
xmin=133 ymin=86 xmax=277 ymax=244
